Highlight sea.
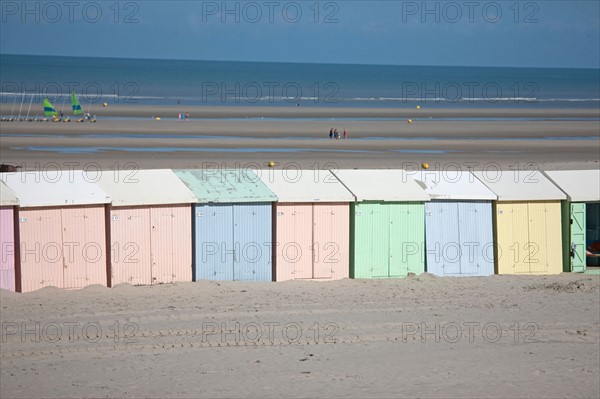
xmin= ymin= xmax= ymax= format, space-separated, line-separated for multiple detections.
xmin=1 ymin=54 xmax=599 ymax=109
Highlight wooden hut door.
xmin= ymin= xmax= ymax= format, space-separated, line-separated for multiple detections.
xmin=527 ymin=202 xmax=550 ymax=274
xmin=388 ymin=203 xmax=414 ymax=277
xmin=18 ymin=207 xmax=64 ymax=292
xmin=61 ymin=208 xmax=83 ymax=289
xmin=61 ymin=207 xmax=89 ymax=289
xmin=275 ymin=205 xmax=295 ymax=281
xmin=570 ymin=203 xmax=586 ymax=272
xmin=150 ymin=207 xmax=176 ymax=284
xmin=196 ymin=204 xmax=234 ymax=280
xmin=0 ymin=207 xmax=15 ymax=292
xmin=110 ymin=207 xmax=152 ymax=286
xmin=275 ymin=204 xmax=312 ymax=280
xmin=427 ymin=202 xmax=461 ymax=276
xmin=458 ymin=202 xmax=494 ymax=276
xmin=370 ymin=204 xmax=391 ymax=278
xmin=503 ymin=202 xmax=531 ymax=274
xmin=292 ymin=204 xmax=313 ymax=279
xmin=313 ymin=203 xmax=349 ymax=279
xmin=233 ymin=204 xmax=266 ymax=281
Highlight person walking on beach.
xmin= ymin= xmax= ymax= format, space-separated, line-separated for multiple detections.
xmin=343 ymin=128 xmax=348 ymax=139
xmin=334 ymin=128 xmax=339 ymax=139
xmin=329 ymin=128 xmax=334 ymax=140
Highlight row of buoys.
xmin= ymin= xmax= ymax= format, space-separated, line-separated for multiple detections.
xmin=408 ymin=105 xmax=421 ymax=124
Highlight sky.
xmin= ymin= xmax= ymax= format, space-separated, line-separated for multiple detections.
xmin=0 ymin=0 xmax=599 ymax=68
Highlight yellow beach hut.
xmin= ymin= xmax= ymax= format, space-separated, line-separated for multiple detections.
xmin=473 ymin=169 xmax=566 ymax=275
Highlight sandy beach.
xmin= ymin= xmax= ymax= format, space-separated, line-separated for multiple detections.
xmin=1 ymin=104 xmax=599 ymax=398
xmin=1 ymin=274 xmax=599 ymax=398
xmin=3 ymin=2 xmax=599 ymax=396
xmin=0 ymin=105 xmax=599 ymax=170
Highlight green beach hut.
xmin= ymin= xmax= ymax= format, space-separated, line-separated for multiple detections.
xmin=545 ymin=170 xmax=600 ymax=274
xmin=333 ymin=169 xmax=430 ymax=279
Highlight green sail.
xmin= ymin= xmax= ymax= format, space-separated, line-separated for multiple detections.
xmin=43 ymin=98 xmax=58 ymax=117
xmin=71 ymin=92 xmax=83 ymax=115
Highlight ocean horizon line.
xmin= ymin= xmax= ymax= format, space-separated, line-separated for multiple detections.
xmin=1 ymin=53 xmax=598 ymax=71
xmin=2 ymin=92 xmax=599 ymax=103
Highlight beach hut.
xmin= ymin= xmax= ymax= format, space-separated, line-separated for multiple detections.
xmin=411 ymin=170 xmax=497 ymax=277
xmin=0 ymin=181 xmax=19 ymax=291
xmin=332 ymin=169 xmax=429 ymax=279
xmin=256 ymin=169 xmax=354 ymax=282
xmin=544 ymin=170 xmax=600 ymax=273
xmin=174 ymin=169 xmax=276 ymax=281
xmin=473 ymin=169 xmax=566 ymax=275
xmin=97 ymin=169 xmax=196 ymax=286
xmin=0 ymin=171 xmax=110 ymax=293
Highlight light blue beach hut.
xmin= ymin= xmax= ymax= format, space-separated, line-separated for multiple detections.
xmin=174 ymin=169 xmax=276 ymax=281
xmin=412 ymin=170 xmax=497 ymax=277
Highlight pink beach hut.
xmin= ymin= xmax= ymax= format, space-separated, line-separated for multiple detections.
xmin=0 ymin=181 xmax=19 ymax=292
xmin=97 ymin=169 xmax=197 ymax=286
xmin=256 ymin=169 xmax=354 ymax=282
xmin=1 ymin=171 xmax=111 ymax=293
